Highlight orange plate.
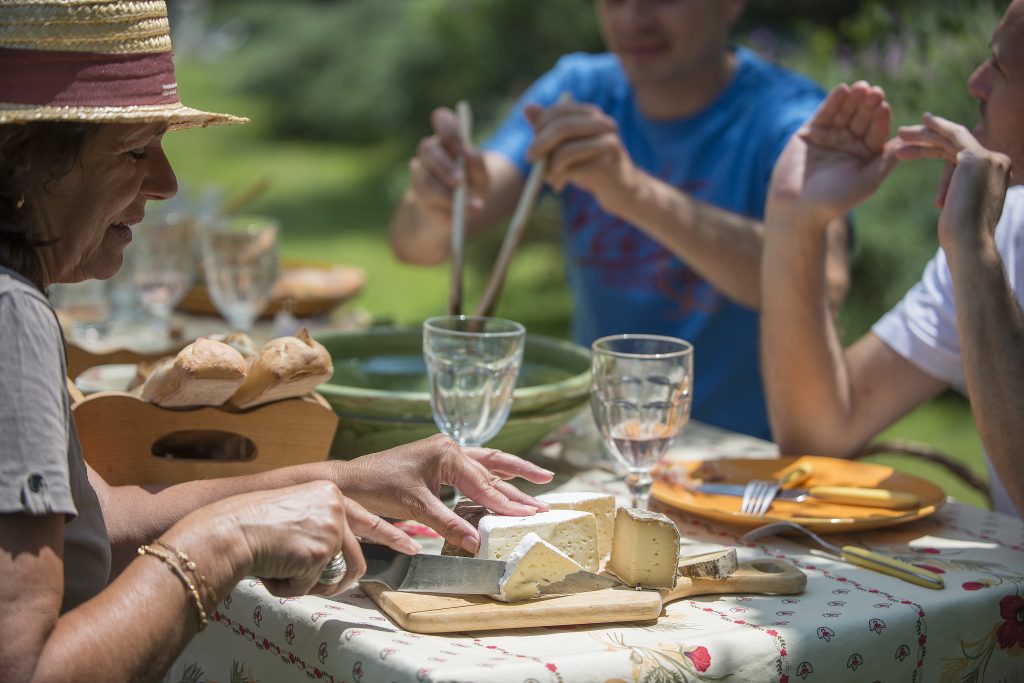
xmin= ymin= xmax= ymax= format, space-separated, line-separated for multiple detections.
xmin=651 ymin=455 xmax=946 ymax=534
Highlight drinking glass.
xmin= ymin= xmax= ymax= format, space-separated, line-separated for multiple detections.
xmin=423 ymin=315 xmax=526 ymax=450
xmin=131 ymin=213 xmax=196 ymax=340
xmin=590 ymin=334 xmax=693 ymax=510
xmin=202 ymin=215 xmax=279 ymax=331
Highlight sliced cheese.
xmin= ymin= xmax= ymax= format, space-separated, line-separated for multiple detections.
xmin=537 ymin=491 xmax=615 ymax=561
xmin=607 ymin=507 xmax=681 ymax=589
xmin=477 ymin=510 xmax=599 ymax=571
xmin=494 ymin=532 xmax=584 ymax=602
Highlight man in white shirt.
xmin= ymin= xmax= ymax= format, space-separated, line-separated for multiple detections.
xmin=760 ymin=0 xmax=1024 ymax=516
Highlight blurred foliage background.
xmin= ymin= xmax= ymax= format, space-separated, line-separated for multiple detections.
xmin=164 ymin=0 xmax=1006 ymax=506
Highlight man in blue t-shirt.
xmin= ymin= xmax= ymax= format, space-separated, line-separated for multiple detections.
xmin=389 ymin=0 xmax=850 ymax=439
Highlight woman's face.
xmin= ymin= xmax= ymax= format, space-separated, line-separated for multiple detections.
xmin=32 ymin=122 xmax=177 ymax=285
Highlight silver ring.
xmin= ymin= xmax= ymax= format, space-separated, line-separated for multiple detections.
xmin=318 ymin=552 xmax=347 ymax=585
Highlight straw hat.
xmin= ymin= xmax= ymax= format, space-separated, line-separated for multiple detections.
xmin=0 ymin=0 xmax=247 ymax=129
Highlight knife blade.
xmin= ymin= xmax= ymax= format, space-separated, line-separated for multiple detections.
xmin=357 ymin=543 xmax=618 ymax=596
xmin=694 ymin=483 xmax=920 ymax=509
xmin=359 ymin=542 xmax=506 ymax=595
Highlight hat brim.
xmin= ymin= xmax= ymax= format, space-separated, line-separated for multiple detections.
xmin=0 ymin=102 xmax=248 ymax=131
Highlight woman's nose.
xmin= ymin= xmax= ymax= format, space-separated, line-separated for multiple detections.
xmin=142 ymin=144 xmax=178 ymax=200
xmin=967 ymin=60 xmax=992 ymax=101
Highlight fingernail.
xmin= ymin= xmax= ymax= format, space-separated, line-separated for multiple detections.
xmin=464 ymin=532 xmax=480 ymax=553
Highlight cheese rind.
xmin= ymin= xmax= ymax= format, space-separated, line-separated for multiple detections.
xmin=494 ymin=532 xmax=584 ymax=602
xmin=537 ymin=491 xmax=615 ymax=561
xmin=607 ymin=507 xmax=681 ymax=589
xmin=477 ymin=510 xmax=599 ymax=571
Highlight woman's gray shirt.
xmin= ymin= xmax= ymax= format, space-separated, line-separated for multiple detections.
xmin=0 ymin=268 xmax=111 ymax=612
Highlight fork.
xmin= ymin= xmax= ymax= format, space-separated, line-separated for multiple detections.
xmin=739 ymin=464 xmax=813 ymax=516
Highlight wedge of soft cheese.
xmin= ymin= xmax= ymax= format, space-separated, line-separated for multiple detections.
xmin=607 ymin=507 xmax=681 ymax=589
xmin=477 ymin=510 xmax=599 ymax=571
xmin=536 ymin=491 xmax=615 ymax=561
xmin=493 ymin=532 xmax=585 ymax=602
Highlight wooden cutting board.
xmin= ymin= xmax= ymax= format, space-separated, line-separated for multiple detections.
xmin=362 ymin=558 xmax=805 ymax=634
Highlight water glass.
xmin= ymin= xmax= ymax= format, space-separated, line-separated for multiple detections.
xmin=131 ymin=213 xmax=196 ymax=339
xmin=423 ymin=315 xmax=526 ymax=448
xmin=591 ymin=334 xmax=693 ymax=510
xmin=202 ymin=215 xmax=279 ymax=331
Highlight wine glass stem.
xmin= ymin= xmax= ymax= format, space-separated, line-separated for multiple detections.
xmin=627 ymin=469 xmax=653 ymax=510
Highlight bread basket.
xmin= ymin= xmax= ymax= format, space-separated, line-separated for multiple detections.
xmin=73 ymin=391 xmax=338 ymax=486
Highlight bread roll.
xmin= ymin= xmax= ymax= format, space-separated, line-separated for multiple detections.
xmin=141 ymin=338 xmax=248 ymax=407
xmin=226 ymin=328 xmax=333 ymax=409
xmin=208 ymin=332 xmax=258 ymax=360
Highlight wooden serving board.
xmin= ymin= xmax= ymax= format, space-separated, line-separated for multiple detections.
xmin=362 ymin=558 xmax=805 ymax=634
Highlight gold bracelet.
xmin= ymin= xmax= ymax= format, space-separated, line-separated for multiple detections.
xmin=138 ymin=545 xmax=208 ymax=632
xmin=153 ymin=539 xmax=214 ymax=604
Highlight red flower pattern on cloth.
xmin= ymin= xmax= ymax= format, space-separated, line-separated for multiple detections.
xmin=997 ymin=594 xmax=1024 ymax=649
xmin=962 ymin=580 xmax=992 ymax=590
xmin=683 ymin=645 xmax=711 ymax=672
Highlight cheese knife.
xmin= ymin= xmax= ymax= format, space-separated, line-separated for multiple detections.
xmin=357 ymin=542 xmax=618 ymax=596
xmin=694 ymin=483 xmax=920 ymax=509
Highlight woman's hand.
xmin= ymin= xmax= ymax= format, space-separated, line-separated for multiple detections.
xmin=194 ymin=481 xmax=418 ymax=598
xmin=895 ymin=113 xmax=1011 ymax=254
xmin=768 ymin=81 xmax=900 ymax=229
xmin=336 ymin=434 xmax=554 ymax=553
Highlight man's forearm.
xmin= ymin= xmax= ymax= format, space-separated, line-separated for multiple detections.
xmin=605 ymin=172 xmax=848 ymax=309
xmin=760 ymin=204 xmax=856 ymax=454
xmin=604 ymin=171 xmax=764 ymax=307
xmin=388 ymin=190 xmax=452 ymax=265
xmin=949 ymin=244 xmax=1024 ymax=511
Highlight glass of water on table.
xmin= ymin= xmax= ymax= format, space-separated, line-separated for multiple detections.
xmin=131 ymin=212 xmax=196 ymax=342
xmin=590 ymin=334 xmax=693 ymax=510
xmin=423 ymin=315 xmax=526 ymax=503
xmin=202 ymin=215 xmax=279 ymax=332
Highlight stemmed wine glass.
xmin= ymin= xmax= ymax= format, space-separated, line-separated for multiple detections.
xmin=423 ymin=316 xmax=526 ymax=489
xmin=131 ymin=213 xmax=196 ymax=342
xmin=202 ymin=215 xmax=279 ymax=332
xmin=590 ymin=334 xmax=693 ymax=510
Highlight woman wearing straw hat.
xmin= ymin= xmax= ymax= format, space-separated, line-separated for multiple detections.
xmin=0 ymin=2 xmax=552 ymax=679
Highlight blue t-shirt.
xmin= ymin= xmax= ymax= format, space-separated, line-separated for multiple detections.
xmin=484 ymin=47 xmax=824 ymax=439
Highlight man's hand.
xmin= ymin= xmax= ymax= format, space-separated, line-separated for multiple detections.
xmin=524 ymin=101 xmax=641 ymax=211
xmin=334 ymin=435 xmax=554 ymax=554
xmin=769 ymin=81 xmax=899 ymax=228
xmin=895 ymin=113 xmax=1011 ymax=254
xmin=408 ymin=106 xmax=490 ymax=231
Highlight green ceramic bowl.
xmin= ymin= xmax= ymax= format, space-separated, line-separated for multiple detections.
xmin=314 ymin=328 xmax=591 ymax=459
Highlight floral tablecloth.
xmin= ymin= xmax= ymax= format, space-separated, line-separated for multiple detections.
xmin=166 ymin=421 xmax=1024 ymax=683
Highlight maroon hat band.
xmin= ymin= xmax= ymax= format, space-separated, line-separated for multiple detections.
xmin=0 ymin=47 xmax=179 ymax=107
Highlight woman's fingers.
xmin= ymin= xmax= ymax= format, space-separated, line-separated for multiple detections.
xmin=344 ymin=498 xmax=420 ymax=555
xmin=463 ymin=447 xmax=554 ymax=485
xmin=892 ymin=143 xmax=947 ymax=162
xmin=922 ymin=112 xmax=978 ymax=150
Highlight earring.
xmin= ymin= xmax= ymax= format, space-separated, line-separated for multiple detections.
xmin=14 ymin=194 xmax=25 ymax=210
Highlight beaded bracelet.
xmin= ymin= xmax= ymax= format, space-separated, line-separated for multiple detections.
xmin=153 ymin=539 xmax=214 ymax=605
xmin=138 ymin=544 xmax=208 ymax=631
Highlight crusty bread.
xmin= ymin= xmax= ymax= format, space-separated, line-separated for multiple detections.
xmin=141 ymin=337 xmax=248 ymax=407
xmin=208 ymin=332 xmax=258 ymax=360
xmin=226 ymin=328 xmax=333 ymax=409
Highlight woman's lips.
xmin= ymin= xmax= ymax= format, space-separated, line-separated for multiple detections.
xmin=108 ymin=222 xmax=133 ymax=242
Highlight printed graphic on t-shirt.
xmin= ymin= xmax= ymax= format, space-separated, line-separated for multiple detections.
xmin=564 ymin=176 xmax=721 ymax=319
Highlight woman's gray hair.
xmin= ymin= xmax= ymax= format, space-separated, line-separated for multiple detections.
xmin=0 ymin=122 xmax=96 ymax=289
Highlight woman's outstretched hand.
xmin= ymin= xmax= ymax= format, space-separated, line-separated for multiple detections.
xmin=336 ymin=434 xmax=554 ymax=554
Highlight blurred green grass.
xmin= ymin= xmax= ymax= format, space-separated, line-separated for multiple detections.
xmin=166 ymin=61 xmax=989 ymax=510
